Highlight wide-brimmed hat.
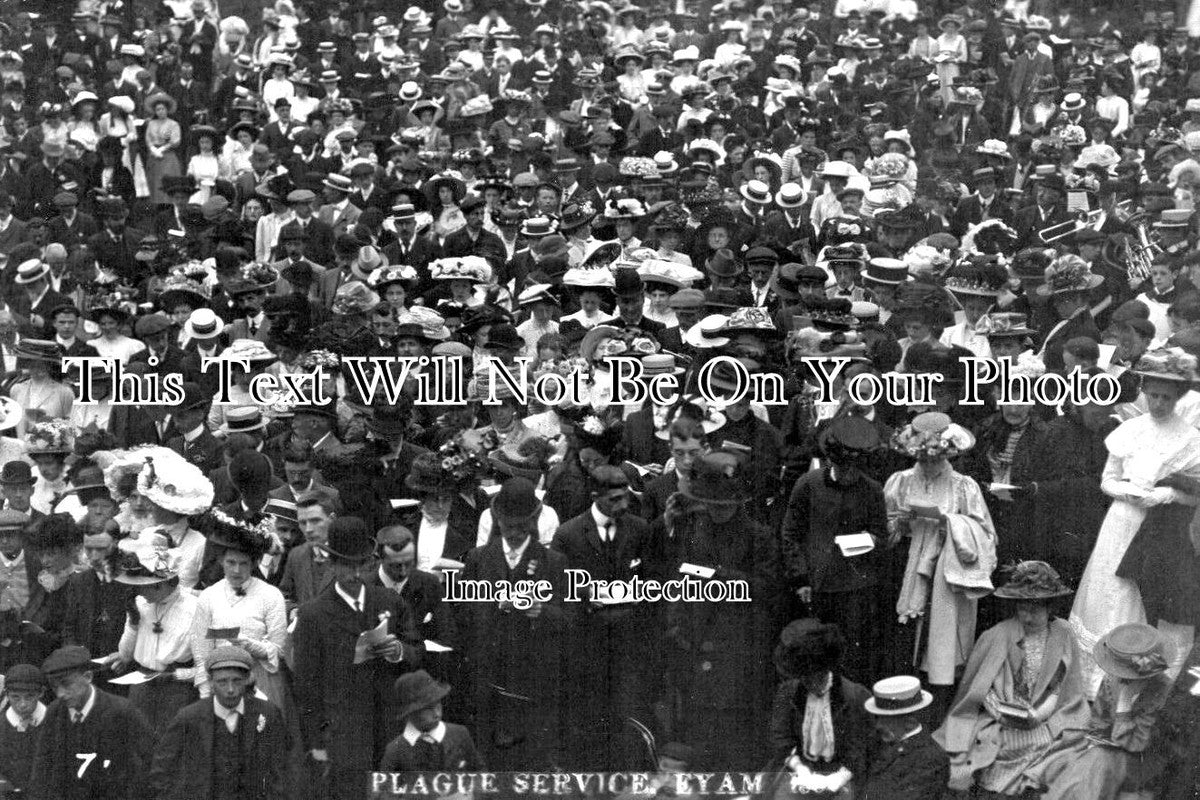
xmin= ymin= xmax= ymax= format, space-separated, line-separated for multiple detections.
xmin=1036 ymin=254 xmax=1104 ymax=296
xmin=993 ymin=560 xmax=1073 ymax=600
xmin=891 ymin=411 xmax=975 ymax=460
xmin=111 ymin=532 xmax=180 ymax=585
xmin=14 ymin=258 xmax=49 ymax=285
xmin=332 ymin=281 xmax=381 ymax=315
xmin=158 ymin=273 xmax=211 ymax=311
xmin=203 ymin=508 xmax=274 ymax=560
xmin=395 ymin=669 xmax=451 ymax=718
xmin=981 ymin=312 xmax=1035 ymax=338
xmin=1094 ymin=623 xmax=1174 ymax=680
xmin=817 ymin=415 xmax=881 ymax=462
xmin=143 ymin=91 xmax=177 ymax=116
xmin=221 ymin=338 xmax=277 ymax=365
xmin=864 ymin=675 xmax=933 ymax=716
xmin=137 ymin=452 xmax=215 ymax=515
xmin=405 ymin=451 xmax=460 ymax=494
xmin=705 ymin=248 xmax=742 ymax=279
xmin=715 ymin=306 xmax=782 ymax=339
xmin=489 ymin=439 xmax=554 ymax=482
xmin=774 ymin=618 xmax=844 ymax=678
xmin=26 ymin=420 xmax=72 ymax=455
xmin=1133 ymin=348 xmax=1199 ymax=386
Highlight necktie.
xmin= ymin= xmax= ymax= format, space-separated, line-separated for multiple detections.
xmin=71 ymin=710 xmax=83 ymax=724
xmin=224 ymin=711 xmax=239 ymax=734
xmin=602 ymin=521 xmax=613 ymax=543
xmin=416 ymin=736 xmax=442 ymax=768
xmin=352 ymin=598 xmax=362 ymax=613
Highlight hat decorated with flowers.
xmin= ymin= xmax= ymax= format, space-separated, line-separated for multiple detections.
xmin=715 ymin=306 xmax=783 ymax=339
xmin=891 ymin=411 xmax=976 ymax=460
xmin=1036 ymin=254 xmax=1104 ymax=296
xmin=489 ymin=436 xmax=557 ymax=481
xmin=332 ymin=281 xmax=381 ymax=315
xmin=603 ymin=197 xmax=648 ymax=220
xmin=137 ymin=452 xmax=215 ymax=516
xmin=26 ymin=419 xmax=74 ymax=455
xmin=618 ymin=156 xmax=660 ymax=179
xmin=201 ymin=508 xmax=278 ymax=560
xmin=110 ymin=532 xmax=181 ymax=585
xmin=993 ymin=560 xmax=1073 ymax=600
xmin=368 ymin=264 xmax=418 ymax=290
xmin=1133 ymin=347 xmax=1199 ymax=386
xmin=430 ymin=256 xmax=491 ymax=283
xmin=220 ymin=338 xmax=277 ymax=363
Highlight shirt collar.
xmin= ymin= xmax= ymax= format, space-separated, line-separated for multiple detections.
xmin=6 ymin=702 xmax=45 ymax=730
xmin=334 ymin=581 xmax=365 ymax=611
xmin=590 ymin=504 xmax=612 ymax=530
xmin=402 ymin=720 xmax=446 ymax=745
xmin=377 ymin=565 xmax=407 ymax=593
xmin=183 ymin=425 xmax=205 ymax=442
xmin=213 ymin=697 xmax=245 ymax=721
xmin=75 ymin=685 xmax=96 ymax=722
xmin=0 ymin=549 xmax=24 ymax=568
xmin=504 ymin=536 xmax=531 ymax=565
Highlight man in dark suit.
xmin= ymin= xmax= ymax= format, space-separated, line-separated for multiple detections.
xmin=279 ymin=495 xmax=337 ymax=617
xmin=274 ymin=188 xmax=334 ymax=267
xmin=381 ymin=204 xmax=439 ymax=276
xmin=268 ymin=439 xmax=341 ymax=509
xmin=439 ymin=196 xmax=505 ymax=260
xmin=366 ymin=526 xmax=454 ymax=647
xmin=379 ymin=670 xmax=483 ymax=772
xmin=8 ymin=259 xmax=71 ymax=338
xmin=127 ymin=314 xmax=188 ymax=378
xmin=163 ymin=383 xmax=223 ymax=475
xmin=149 ymin=645 xmax=288 ymax=800
xmin=28 ymin=645 xmax=154 ymax=800
xmin=58 ymin=528 xmax=132 ymax=658
xmin=602 ymin=269 xmax=665 ymax=337
xmin=259 ymin=100 xmax=306 ymax=161
xmin=179 ymin=1 xmax=218 ymax=85
xmin=455 ymin=479 xmax=572 ymax=769
xmin=292 ymin=517 xmax=423 ymax=800
xmin=620 ymin=404 xmax=672 ymax=469
xmin=45 ymin=192 xmax=98 ymax=252
xmin=0 ymin=192 xmax=31 ymax=254
xmin=950 ymin=167 xmax=1010 ymax=238
xmin=551 ymin=466 xmax=657 ymax=770
xmin=636 ymin=416 xmax=707 ymax=523
xmin=1013 ymin=173 xmax=1070 ymax=250
xmin=87 ymin=198 xmax=146 ymax=285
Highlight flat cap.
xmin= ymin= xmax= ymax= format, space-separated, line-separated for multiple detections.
xmin=42 ymin=645 xmax=93 ymax=678
xmin=286 ymin=189 xmax=316 ymax=203
xmin=207 ymin=645 xmax=254 ymax=673
xmin=134 ymin=313 xmax=172 ymax=337
xmin=668 ymin=288 xmax=706 ymax=310
xmin=53 ymin=191 xmax=78 ymax=206
xmin=4 ymin=663 xmax=44 ymax=693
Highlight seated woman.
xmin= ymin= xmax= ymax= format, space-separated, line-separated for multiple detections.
xmin=935 ymin=561 xmax=1091 ymax=798
xmin=1029 ymin=623 xmax=1174 ymax=800
xmin=768 ymin=619 xmax=872 ymax=799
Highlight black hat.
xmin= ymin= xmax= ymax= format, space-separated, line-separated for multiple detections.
xmin=483 ymin=323 xmax=525 ymax=352
xmin=321 ymin=516 xmax=375 ymax=563
xmin=394 ymin=669 xmax=451 ymax=717
xmin=0 ymin=460 xmax=36 ymax=486
xmin=817 ymin=416 xmax=881 ymax=461
xmin=41 ymin=645 xmax=93 ymax=679
xmin=773 ymin=619 xmax=844 ymax=678
xmin=613 ymin=267 xmax=644 ymax=297
xmin=202 ymin=510 xmax=272 ymax=560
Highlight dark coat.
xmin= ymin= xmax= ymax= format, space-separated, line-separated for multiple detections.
xmin=292 ymin=583 xmax=424 ymax=771
xmin=781 ymin=467 xmax=888 ymax=593
xmin=620 ymin=406 xmax=671 ymax=468
xmin=859 ymin=727 xmax=949 ymax=800
xmin=28 ymin=688 xmax=154 ymax=800
xmin=364 ymin=567 xmax=455 ymax=647
xmin=379 ymin=722 xmax=483 ymax=773
xmin=769 ymin=677 xmax=873 ymax=776
xmin=278 ymin=542 xmax=335 ymax=615
xmin=148 ymin=695 xmax=288 ymax=800
xmin=58 ymin=569 xmax=133 ymax=657
xmin=1039 ymin=308 xmax=1101 ymax=373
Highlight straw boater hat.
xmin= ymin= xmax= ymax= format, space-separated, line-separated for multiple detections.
xmin=111 ymin=532 xmax=181 ymax=585
xmin=864 ymin=676 xmax=934 ymax=716
xmin=1094 ymin=623 xmax=1174 ymax=681
xmin=185 ymin=308 xmax=224 ymax=340
xmin=220 ymin=338 xmax=277 ymax=365
xmin=992 ymin=561 xmax=1073 ymax=600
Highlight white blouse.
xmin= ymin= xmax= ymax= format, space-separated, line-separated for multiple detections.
xmin=191 ymin=577 xmax=287 ymax=693
xmin=118 ymin=588 xmax=201 ymax=680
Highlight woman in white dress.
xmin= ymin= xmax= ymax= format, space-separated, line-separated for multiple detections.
xmin=97 ymin=95 xmax=148 ymax=197
xmin=191 ymin=510 xmax=288 ymax=709
xmin=186 ymin=125 xmax=222 ymax=205
xmin=1069 ymin=348 xmax=1200 ymax=696
xmin=935 ymin=15 xmax=968 ymax=101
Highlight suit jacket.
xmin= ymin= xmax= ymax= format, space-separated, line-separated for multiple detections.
xmin=274 ymin=219 xmax=335 ymax=266
xmin=128 ymin=345 xmax=188 ymax=378
xmin=317 ymin=201 xmax=361 ymax=238
xmin=1008 ymin=51 xmax=1055 ymax=106
xmin=58 ymin=569 xmax=133 ymax=657
xmin=379 ymin=722 xmax=483 ymax=772
xmin=859 ymin=728 xmax=949 ymax=800
xmin=440 ymin=227 xmax=505 ymax=261
xmin=292 ymin=584 xmax=423 ymax=770
xmin=1013 ymin=202 xmax=1070 ymax=249
xmin=551 ymin=510 xmax=654 ymax=633
xmin=149 ymin=695 xmax=288 ymax=800
xmin=46 ymin=212 xmax=99 ymax=251
xmin=315 ymin=266 xmax=354 ymax=309
xmin=950 ymin=193 xmax=1010 ymax=238
xmin=224 ymin=316 xmax=273 ymax=344
xmin=365 ymin=568 xmax=455 ymax=647
xmin=107 ymin=405 xmax=167 ymax=448
xmin=638 ymin=470 xmax=678 ymax=525
xmin=28 ymin=689 xmax=153 ymax=800
xmin=278 ymin=541 xmax=335 ymax=613
xmin=87 ymin=227 xmax=147 ymax=285
xmin=0 ymin=218 xmax=31 ymax=256
xmin=620 ymin=406 xmax=671 ymax=468
xmin=165 ymin=428 xmax=225 ymax=474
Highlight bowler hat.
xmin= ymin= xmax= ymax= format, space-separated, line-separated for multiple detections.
xmin=320 ymin=516 xmax=376 ymax=563
xmin=0 ymin=461 xmax=37 ymax=486
xmin=491 ymin=476 xmax=542 ymax=520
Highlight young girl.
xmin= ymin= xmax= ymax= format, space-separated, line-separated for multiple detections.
xmin=1135 ymin=261 xmax=1177 ymax=344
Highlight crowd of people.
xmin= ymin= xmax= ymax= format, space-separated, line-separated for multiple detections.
xmin=0 ymin=0 xmax=1199 ymax=798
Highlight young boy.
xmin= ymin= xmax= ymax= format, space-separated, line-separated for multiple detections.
xmin=379 ymin=670 xmax=483 ymax=772
xmin=0 ymin=663 xmax=47 ymax=794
